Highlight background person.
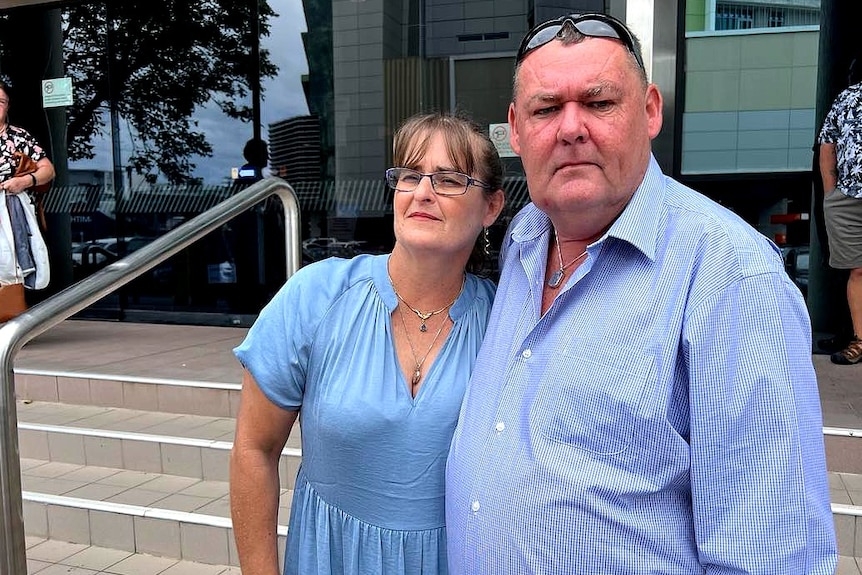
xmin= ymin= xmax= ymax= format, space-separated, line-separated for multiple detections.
xmin=445 ymin=13 xmax=836 ymax=574
xmin=230 ymin=112 xmax=505 ymax=575
xmin=0 ymin=79 xmax=54 ymax=197
xmin=818 ymin=60 xmax=862 ymax=365
xmin=0 ymin=78 xmax=55 ymax=314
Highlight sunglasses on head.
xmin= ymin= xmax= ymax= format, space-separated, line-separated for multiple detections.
xmin=516 ymin=12 xmax=645 ymax=72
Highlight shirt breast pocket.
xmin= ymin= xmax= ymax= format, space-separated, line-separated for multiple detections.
xmin=530 ymin=339 xmax=653 ymax=456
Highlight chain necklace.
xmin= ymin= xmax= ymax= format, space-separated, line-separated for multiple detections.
xmin=397 ymin=304 xmax=448 ymax=387
xmin=390 ymin=275 xmax=463 ymax=332
xmin=547 ymin=227 xmax=588 ymax=289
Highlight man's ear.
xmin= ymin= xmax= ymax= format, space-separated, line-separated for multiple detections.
xmin=645 ymin=84 xmax=663 ymax=140
xmin=508 ymin=103 xmax=521 ymax=155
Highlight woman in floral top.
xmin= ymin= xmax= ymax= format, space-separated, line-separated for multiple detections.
xmin=0 ymin=79 xmax=54 ymax=196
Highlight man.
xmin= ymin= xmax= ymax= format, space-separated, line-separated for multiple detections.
xmin=446 ymin=13 xmax=836 ymax=574
xmin=818 ymin=60 xmax=862 ymax=365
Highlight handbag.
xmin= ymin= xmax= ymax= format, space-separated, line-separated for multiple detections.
xmin=0 ymin=282 xmax=26 ymax=322
xmin=12 ymin=151 xmax=50 ymax=230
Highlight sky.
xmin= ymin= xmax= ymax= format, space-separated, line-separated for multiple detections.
xmin=70 ymin=0 xmax=310 ymax=185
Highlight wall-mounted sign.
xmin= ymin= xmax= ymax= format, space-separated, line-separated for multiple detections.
xmin=42 ymin=77 xmax=73 ymax=108
xmin=489 ymin=123 xmax=517 ymax=158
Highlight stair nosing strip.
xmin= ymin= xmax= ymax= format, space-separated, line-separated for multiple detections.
xmin=22 ymin=490 xmax=288 ymax=535
xmin=832 ymin=503 xmax=862 ymax=517
xmin=823 ymin=426 xmax=862 ymax=438
xmin=18 ymin=422 xmax=233 ymax=450
xmin=14 ymin=368 xmax=240 ymax=391
xmin=17 ymin=422 xmax=303 ymax=457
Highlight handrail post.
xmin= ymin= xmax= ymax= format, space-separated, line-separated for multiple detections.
xmin=0 ymin=177 xmax=300 ymax=574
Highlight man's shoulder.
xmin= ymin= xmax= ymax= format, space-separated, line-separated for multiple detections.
xmin=831 ymin=84 xmax=862 ymax=109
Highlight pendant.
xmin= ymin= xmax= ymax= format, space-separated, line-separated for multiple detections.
xmin=419 ymin=322 xmax=427 ymax=332
xmin=547 ymin=269 xmax=564 ymax=289
xmin=412 ymin=366 xmax=422 ymax=386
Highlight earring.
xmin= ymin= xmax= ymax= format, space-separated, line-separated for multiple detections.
xmin=483 ymin=228 xmax=491 ymax=258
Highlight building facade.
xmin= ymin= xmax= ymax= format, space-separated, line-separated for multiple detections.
xmin=0 ymin=0 xmax=824 ymax=324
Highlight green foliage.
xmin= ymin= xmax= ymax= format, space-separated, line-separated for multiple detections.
xmin=63 ymin=0 xmax=278 ymax=183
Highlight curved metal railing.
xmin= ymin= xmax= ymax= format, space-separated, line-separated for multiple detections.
xmin=0 ymin=177 xmax=301 ymax=575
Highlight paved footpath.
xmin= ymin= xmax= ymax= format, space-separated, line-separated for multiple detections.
xmin=10 ymin=319 xmax=861 ymax=429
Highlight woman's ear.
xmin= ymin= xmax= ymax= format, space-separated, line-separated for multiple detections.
xmin=483 ymin=189 xmax=506 ymax=228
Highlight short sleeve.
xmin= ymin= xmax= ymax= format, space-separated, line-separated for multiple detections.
xmin=819 ymin=95 xmax=844 ymax=144
xmin=234 ymin=266 xmax=320 ymax=409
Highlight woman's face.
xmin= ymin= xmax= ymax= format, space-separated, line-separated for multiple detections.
xmin=0 ymin=88 xmax=8 ymax=124
xmin=392 ymin=130 xmax=503 ymax=261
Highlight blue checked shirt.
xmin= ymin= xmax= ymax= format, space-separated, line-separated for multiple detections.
xmin=446 ymin=157 xmax=837 ymax=574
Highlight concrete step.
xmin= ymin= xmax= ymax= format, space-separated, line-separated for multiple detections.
xmin=26 ymin=537 xmax=242 ymax=575
xmin=20 ymin=457 xmax=288 ymax=569
xmin=16 ymin=399 xmax=301 ymax=489
xmin=12 ymin=366 xmax=862 ymax=567
xmin=15 ymin=368 xmax=240 ymax=418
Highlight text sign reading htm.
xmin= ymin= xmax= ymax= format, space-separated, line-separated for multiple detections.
xmin=42 ymin=78 xmax=73 ymax=108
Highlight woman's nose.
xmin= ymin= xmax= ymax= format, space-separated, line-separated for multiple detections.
xmin=412 ymin=174 xmax=437 ymax=201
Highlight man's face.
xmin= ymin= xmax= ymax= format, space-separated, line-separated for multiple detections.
xmin=509 ymin=37 xmax=662 ymax=230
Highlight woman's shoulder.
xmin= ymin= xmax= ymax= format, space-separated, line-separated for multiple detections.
xmin=465 ymin=273 xmax=497 ymax=306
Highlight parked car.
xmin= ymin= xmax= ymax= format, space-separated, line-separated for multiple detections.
xmin=71 ymin=236 xmax=154 ymax=268
xmin=302 ymin=237 xmax=367 ymax=263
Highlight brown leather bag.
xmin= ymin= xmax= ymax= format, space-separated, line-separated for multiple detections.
xmin=12 ymin=151 xmax=50 ymax=230
xmin=0 ymin=282 xmax=27 ymax=322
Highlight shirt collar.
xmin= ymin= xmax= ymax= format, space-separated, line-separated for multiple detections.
xmin=510 ymin=155 xmax=664 ymax=262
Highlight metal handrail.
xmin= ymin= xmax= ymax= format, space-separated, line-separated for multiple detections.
xmin=0 ymin=177 xmax=301 ymax=575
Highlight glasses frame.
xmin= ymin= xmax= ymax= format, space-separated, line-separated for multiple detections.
xmin=385 ymin=167 xmax=491 ymax=197
xmin=516 ymin=12 xmax=645 ymax=73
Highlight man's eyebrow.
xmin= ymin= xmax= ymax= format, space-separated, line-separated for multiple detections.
xmin=526 ymin=82 xmax=625 ymax=105
xmin=584 ymin=82 xmax=623 ymax=99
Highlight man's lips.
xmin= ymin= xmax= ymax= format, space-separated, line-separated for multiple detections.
xmin=555 ymin=161 xmax=596 ymax=172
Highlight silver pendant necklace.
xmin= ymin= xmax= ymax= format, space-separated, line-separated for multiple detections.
xmin=547 ymin=227 xmax=587 ymax=289
xmin=390 ymin=274 xmax=464 ymax=332
xmin=397 ymin=304 xmax=448 ymax=387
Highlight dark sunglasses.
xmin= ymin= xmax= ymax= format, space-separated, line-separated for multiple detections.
xmin=516 ymin=12 xmax=645 ymax=72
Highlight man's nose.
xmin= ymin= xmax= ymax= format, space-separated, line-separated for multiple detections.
xmin=556 ymin=104 xmax=588 ymax=144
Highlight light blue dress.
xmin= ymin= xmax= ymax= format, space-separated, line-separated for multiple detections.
xmin=234 ymin=253 xmax=495 ymax=575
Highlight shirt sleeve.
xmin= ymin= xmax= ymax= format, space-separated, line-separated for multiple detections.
xmin=818 ymin=97 xmax=842 ymax=144
xmin=684 ymin=272 xmax=836 ymax=574
xmin=233 ymin=264 xmax=324 ymax=409
xmin=11 ymin=126 xmax=47 ymax=162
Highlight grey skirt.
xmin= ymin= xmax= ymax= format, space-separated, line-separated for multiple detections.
xmin=824 ymin=189 xmax=862 ymax=269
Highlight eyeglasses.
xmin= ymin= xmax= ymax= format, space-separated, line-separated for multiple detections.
xmin=516 ymin=13 xmax=645 ymax=72
xmin=385 ymin=167 xmax=490 ymax=197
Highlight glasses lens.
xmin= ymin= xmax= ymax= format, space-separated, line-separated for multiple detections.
xmin=387 ymin=168 xmax=421 ymax=192
xmin=430 ymin=172 xmax=469 ymax=196
xmin=573 ymin=19 xmax=620 ymax=42
xmin=521 ymin=24 xmax=562 ymax=58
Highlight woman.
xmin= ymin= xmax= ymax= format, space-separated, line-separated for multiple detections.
xmin=230 ymin=112 xmax=505 ymax=575
xmin=0 ymin=78 xmax=55 ymax=307
xmin=0 ymin=79 xmax=54 ymax=199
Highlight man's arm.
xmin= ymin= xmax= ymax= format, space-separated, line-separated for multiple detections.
xmin=686 ymin=274 xmax=837 ymax=574
xmin=819 ymin=142 xmax=838 ymax=192
xmin=230 ymin=369 xmax=299 ymax=575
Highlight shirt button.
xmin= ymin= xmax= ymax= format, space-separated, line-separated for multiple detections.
xmin=471 ymin=500 xmax=480 ymax=512
xmin=495 ymin=421 xmax=506 ymax=432
xmin=521 ymin=349 xmax=532 ymax=359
